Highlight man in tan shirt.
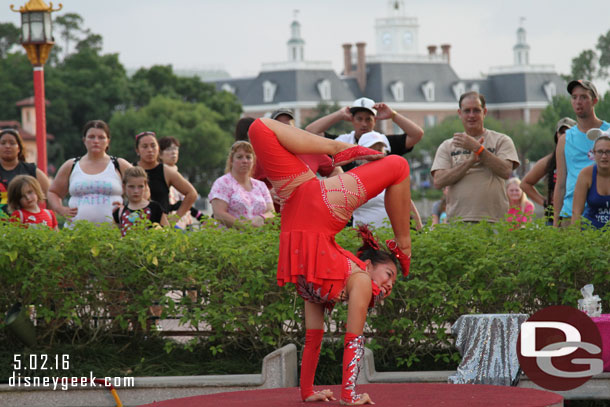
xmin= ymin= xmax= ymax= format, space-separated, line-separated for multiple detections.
xmin=431 ymin=92 xmax=520 ymax=222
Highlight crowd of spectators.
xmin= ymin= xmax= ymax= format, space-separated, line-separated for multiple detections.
xmin=1 ymin=79 xmax=608 ymax=232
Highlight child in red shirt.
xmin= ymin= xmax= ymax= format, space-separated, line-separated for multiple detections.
xmin=7 ymin=175 xmax=57 ymax=229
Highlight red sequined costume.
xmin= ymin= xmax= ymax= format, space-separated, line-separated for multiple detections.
xmin=249 ymin=118 xmax=409 ymax=303
xmin=249 ymin=119 xmax=410 ymax=403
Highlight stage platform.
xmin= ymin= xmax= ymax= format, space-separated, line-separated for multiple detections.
xmin=139 ymin=383 xmax=563 ymax=407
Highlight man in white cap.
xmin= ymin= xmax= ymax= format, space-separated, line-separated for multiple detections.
xmin=352 ymin=131 xmax=422 ymax=229
xmin=553 ymin=79 xmax=610 ymax=226
xmin=305 ymin=97 xmax=423 ymax=169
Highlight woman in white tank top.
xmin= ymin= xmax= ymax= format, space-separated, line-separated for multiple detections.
xmin=48 ymin=120 xmax=132 ymax=226
xmin=67 ymin=159 xmax=123 ymax=223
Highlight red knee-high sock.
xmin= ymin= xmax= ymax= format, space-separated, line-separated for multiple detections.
xmin=341 ymin=332 xmax=365 ymax=403
xmin=300 ymin=329 xmax=324 ymax=401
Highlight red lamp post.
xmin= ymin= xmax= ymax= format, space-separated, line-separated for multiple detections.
xmin=10 ymin=0 xmax=62 ymax=174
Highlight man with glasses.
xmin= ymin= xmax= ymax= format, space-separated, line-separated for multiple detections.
xmin=553 ymin=80 xmax=610 ymax=227
xmin=431 ymin=91 xmax=520 ymax=222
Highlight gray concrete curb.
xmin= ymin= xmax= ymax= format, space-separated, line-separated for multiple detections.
xmin=0 ymin=343 xmax=297 ymax=407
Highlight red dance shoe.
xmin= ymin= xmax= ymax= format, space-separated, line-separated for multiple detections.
xmin=332 ymin=146 xmax=383 ymax=167
xmin=386 ymin=239 xmax=411 ymax=276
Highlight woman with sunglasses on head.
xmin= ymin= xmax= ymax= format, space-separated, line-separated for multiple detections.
xmin=134 ymin=131 xmax=197 ymax=222
xmin=48 ymin=120 xmax=131 ymax=225
xmin=248 ymin=118 xmax=413 ymax=405
xmin=0 ymin=128 xmax=50 ymax=215
xmin=572 ymin=129 xmax=610 ymax=229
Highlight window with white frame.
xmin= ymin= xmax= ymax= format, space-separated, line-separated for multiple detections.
xmin=263 ymin=80 xmax=277 ymax=103
xmin=470 ymin=83 xmax=480 ymax=93
xmin=221 ymin=83 xmax=236 ymax=94
xmin=452 ymin=82 xmax=465 ymax=101
xmin=543 ymin=82 xmax=556 ymax=102
xmin=424 ymin=114 xmax=437 ymax=128
xmin=317 ymin=79 xmax=332 ymax=101
xmin=390 ymin=81 xmax=404 ymax=102
xmin=421 ymin=81 xmax=435 ymax=102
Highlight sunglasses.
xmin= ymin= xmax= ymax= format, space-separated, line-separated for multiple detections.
xmin=0 ymin=128 xmax=19 ymax=137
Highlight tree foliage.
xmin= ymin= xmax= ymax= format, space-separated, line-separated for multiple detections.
xmin=596 ymin=30 xmax=610 ymax=77
xmin=0 ymin=53 xmax=33 ymax=121
xmin=0 ymin=12 xmax=242 ymax=179
xmin=302 ymin=102 xmax=354 ymax=135
xmin=566 ymin=28 xmax=610 ymax=81
xmin=567 ymin=50 xmax=598 ymax=82
xmin=44 ymin=50 xmax=131 ymax=160
xmin=109 ymin=96 xmax=233 ymax=194
xmin=54 ymin=13 xmax=84 ymax=58
xmin=0 ymin=22 xmax=20 ymax=58
xmin=538 ymin=96 xmax=576 ymax=136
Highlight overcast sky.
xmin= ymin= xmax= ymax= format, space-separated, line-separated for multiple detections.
xmin=2 ymin=0 xmax=609 ymax=88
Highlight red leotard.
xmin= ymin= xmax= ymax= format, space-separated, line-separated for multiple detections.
xmin=249 ymin=119 xmax=409 ymax=307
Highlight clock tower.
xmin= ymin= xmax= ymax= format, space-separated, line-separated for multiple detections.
xmin=375 ymin=0 xmax=419 ymax=56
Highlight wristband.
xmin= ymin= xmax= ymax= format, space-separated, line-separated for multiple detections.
xmin=474 ymin=145 xmax=485 ymax=156
xmin=391 ymin=110 xmax=397 ymax=120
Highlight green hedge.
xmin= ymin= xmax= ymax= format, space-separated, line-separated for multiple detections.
xmin=0 ymin=218 xmax=608 ymax=371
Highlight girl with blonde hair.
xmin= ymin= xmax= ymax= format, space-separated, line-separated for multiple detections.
xmin=506 ymin=177 xmax=534 ymax=224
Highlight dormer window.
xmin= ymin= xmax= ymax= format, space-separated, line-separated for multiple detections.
xmin=221 ymin=83 xmax=236 ymax=94
xmin=452 ymin=82 xmax=465 ymax=101
xmin=421 ymin=81 xmax=435 ymax=102
xmin=390 ymin=81 xmax=404 ymax=102
xmin=263 ymin=80 xmax=277 ymax=103
xmin=543 ymin=82 xmax=556 ymax=102
xmin=317 ymin=79 xmax=332 ymax=101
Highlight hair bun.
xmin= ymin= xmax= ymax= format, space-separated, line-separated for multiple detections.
xmin=355 ymin=224 xmax=380 ymax=256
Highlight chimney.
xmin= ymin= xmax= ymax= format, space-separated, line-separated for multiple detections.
xmin=342 ymin=43 xmax=352 ymax=75
xmin=427 ymin=45 xmax=437 ymax=56
xmin=355 ymin=42 xmax=367 ymax=92
xmin=441 ymin=44 xmax=451 ymax=63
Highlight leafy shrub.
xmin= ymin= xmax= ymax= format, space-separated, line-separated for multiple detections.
xmin=0 ymin=218 xmax=608 ymax=375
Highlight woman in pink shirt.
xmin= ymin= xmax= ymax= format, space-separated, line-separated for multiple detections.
xmin=507 ymin=177 xmax=534 ymax=224
xmin=209 ymin=141 xmax=274 ymax=228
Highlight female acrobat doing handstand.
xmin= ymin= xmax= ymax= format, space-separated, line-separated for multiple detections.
xmin=248 ymin=118 xmax=413 ymax=405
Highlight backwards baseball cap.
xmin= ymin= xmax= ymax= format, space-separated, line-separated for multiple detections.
xmin=586 ymin=128 xmax=610 ymax=141
xmin=358 ymin=131 xmax=390 ymax=152
xmin=555 ymin=117 xmax=577 ymax=134
xmin=567 ymin=79 xmax=599 ymax=100
xmin=270 ymin=108 xmax=295 ymax=120
xmin=350 ymin=97 xmax=377 ymax=116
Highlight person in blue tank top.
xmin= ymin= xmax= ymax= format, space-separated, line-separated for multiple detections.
xmin=572 ymin=129 xmax=610 ymax=228
xmin=553 ymin=80 xmax=610 ymax=227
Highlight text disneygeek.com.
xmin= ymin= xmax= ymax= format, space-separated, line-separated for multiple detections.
xmin=9 ymin=371 xmax=135 ymax=391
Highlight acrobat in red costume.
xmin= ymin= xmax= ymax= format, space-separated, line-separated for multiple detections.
xmin=249 ymin=118 xmax=412 ymax=405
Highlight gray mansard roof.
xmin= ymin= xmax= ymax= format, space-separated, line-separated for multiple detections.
xmin=214 ymin=69 xmax=354 ymax=105
xmin=363 ymin=62 xmax=461 ymax=103
xmin=484 ymin=72 xmax=568 ymax=104
xmin=213 ymin=62 xmax=566 ymax=107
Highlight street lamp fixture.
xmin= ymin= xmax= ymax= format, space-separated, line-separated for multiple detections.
xmin=10 ymin=0 xmax=62 ymax=174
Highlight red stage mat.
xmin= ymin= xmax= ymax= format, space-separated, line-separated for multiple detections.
xmin=139 ymin=383 xmax=563 ymax=407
